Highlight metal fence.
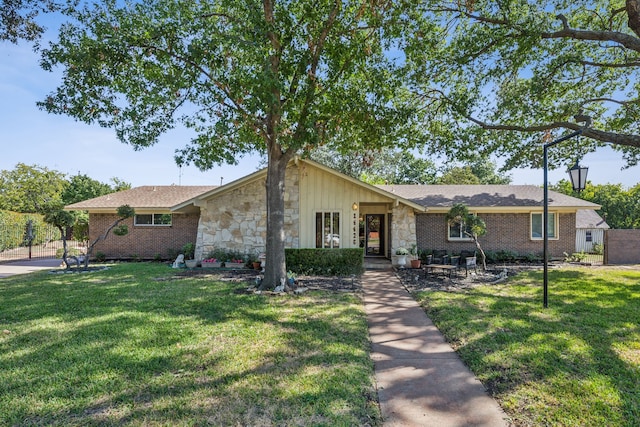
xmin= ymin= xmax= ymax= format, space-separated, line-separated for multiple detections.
xmin=0 ymin=222 xmax=85 ymax=262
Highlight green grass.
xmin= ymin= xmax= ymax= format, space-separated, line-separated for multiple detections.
xmin=0 ymin=263 xmax=380 ymax=426
xmin=413 ymin=266 xmax=640 ymax=427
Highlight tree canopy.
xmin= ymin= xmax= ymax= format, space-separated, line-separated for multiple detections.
xmin=38 ymin=0 xmax=428 ymax=288
xmin=0 ymin=0 xmax=63 ymax=43
xmin=310 ymin=147 xmax=438 ymax=184
xmin=410 ymin=0 xmax=640 ymax=171
xmin=551 ymin=179 xmax=640 ymax=229
xmin=0 ymin=163 xmax=67 ymax=213
xmin=0 ymin=164 xmax=130 ymax=213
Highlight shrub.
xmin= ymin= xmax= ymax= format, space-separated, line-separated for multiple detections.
xmin=205 ymin=248 xmax=247 ymax=263
xmin=55 ymin=247 xmax=83 ymax=258
xmin=496 ymin=249 xmax=518 ymax=263
xmin=592 ymin=243 xmax=604 ymax=255
xmin=285 ymin=248 xmax=364 ymax=276
xmin=564 ymin=252 xmax=587 ymax=262
xmin=522 ymin=252 xmax=542 ymax=263
xmin=0 ymin=210 xmax=58 ymax=251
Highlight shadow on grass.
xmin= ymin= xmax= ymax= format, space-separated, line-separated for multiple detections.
xmin=0 ymin=263 xmax=378 ymax=426
xmin=412 ymin=268 xmax=640 ymax=426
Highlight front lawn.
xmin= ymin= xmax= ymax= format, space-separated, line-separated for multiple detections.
xmin=0 ymin=263 xmax=380 ymax=426
xmin=413 ymin=266 xmax=640 ymax=427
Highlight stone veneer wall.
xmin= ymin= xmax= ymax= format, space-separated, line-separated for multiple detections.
xmin=196 ymin=166 xmax=300 ymax=260
xmin=390 ymin=204 xmax=417 ymax=254
xmin=416 ymin=212 xmax=576 ymax=258
xmin=88 ymin=213 xmax=199 ymax=260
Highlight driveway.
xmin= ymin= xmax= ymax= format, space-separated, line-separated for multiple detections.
xmin=0 ymin=258 xmax=61 ymax=278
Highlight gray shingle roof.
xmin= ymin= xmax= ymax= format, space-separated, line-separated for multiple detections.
xmin=375 ymin=185 xmax=600 ymax=209
xmin=576 ymin=209 xmax=609 ymax=229
xmin=65 ymin=186 xmax=217 ymax=210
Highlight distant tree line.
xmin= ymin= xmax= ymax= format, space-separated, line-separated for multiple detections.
xmin=309 ymin=147 xmax=512 ymax=185
xmin=0 ymin=163 xmax=130 ymax=214
xmin=551 ymin=180 xmax=640 ymax=229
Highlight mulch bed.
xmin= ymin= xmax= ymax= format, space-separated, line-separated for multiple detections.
xmin=394 ymin=264 xmax=543 ymax=293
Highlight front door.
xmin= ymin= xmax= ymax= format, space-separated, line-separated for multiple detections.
xmin=365 ymin=214 xmax=385 ymax=256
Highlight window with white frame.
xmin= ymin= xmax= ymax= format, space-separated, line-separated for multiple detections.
xmin=448 ymin=221 xmax=472 ymax=241
xmin=531 ymin=212 xmax=557 ymax=239
xmin=586 ymin=230 xmax=593 ymax=242
xmin=315 ymin=211 xmax=340 ymax=248
xmin=134 ymin=213 xmax=172 ymax=226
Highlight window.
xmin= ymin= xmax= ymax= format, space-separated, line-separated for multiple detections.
xmin=134 ymin=213 xmax=172 ymax=226
xmin=531 ymin=212 xmax=557 ymax=239
xmin=316 ymin=211 xmax=340 ymax=248
xmin=448 ymin=221 xmax=472 ymax=241
xmin=586 ymin=231 xmax=592 ymax=242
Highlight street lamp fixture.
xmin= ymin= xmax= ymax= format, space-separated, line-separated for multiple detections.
xmin=543 ymin=117 xmax=590 ymax=308
xmin=569 ymin=160 xmax=589 ymax=192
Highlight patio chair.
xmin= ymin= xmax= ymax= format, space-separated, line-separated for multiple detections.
xmin=459 ymin=250 xmax=477 ymax=276
xmin=432 ymin=249 xmax=448 ymax=264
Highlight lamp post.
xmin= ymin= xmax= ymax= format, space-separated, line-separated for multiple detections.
xmin=543 ymin=123 xmax=590 ymax=308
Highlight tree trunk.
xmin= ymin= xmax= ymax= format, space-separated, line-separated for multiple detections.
xmin=473 ymin=238 xmax=488 ymax=271
xmin=259 ymin=148 xmax=291 ymax=291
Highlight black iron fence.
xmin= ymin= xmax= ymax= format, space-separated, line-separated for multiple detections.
xmin=0 ymin=221 xmax=85 ymax=262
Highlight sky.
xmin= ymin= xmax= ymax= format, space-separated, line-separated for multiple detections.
xmin=1 ymin=28 xmax=639 ymax=190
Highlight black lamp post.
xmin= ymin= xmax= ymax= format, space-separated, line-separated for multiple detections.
xmin=543 ymin=122 xmax=590 ymax=308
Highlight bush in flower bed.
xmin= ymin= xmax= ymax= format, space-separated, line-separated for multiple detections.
xmin=285 ymin=248 xmax=364 ymax=276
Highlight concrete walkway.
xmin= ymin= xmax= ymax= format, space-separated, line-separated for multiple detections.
xmin=0 ymin=258 xmax=61 ymax=278
xmin=363 ymin=269 xmax=510 ymax=427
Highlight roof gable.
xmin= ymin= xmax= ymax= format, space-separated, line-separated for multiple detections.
xmin=576 ymin=209 xmax=610 ymax=229
xmin=173 ymin=158 xmax=428 ymax=212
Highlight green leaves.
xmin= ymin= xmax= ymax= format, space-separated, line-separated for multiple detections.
xmin=413 ymin=0 xmax=640 ymax=169
xmin=40 ymin=0 xmax=425 ymax=168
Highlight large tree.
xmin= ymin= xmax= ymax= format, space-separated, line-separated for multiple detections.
xmin=310 ymin=146 xmax=438 ymax=184
xmin=410 ymin=1 xmax=640 ymax=171
xmin=0 ymin=163 xmax=67 ymax=213
xmin=0 ymin=0 xmax=64 ymax=43
xmin=39 ymin=0 xmax=426 ymax=288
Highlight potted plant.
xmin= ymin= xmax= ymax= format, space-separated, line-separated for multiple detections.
xmin=250 ymin=254 xmax=262 ymax=270
xmin=201 ymin=257 xmax=221 ymax=268
xmin=226 ymin=255 xmax=245 ymax=269
xmin=182 ymin=243 xmax=197 ymax=268
xmin=410 ymin=244 xmax=421 ymax=268
xmin=395 ymin=247 xmax=409 ymax=268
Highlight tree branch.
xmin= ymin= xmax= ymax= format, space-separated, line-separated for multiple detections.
xmin=542 ymin=13 xmax=640 ymax=53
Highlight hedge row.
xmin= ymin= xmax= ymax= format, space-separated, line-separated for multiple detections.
xmin=285 ymin=248 xmax=364 ymax=276
xmin=0 ymin=210 xmax=59 ymax=251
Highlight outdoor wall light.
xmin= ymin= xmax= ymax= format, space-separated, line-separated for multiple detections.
xmin=352 ymin=202 xmax=358 ymax=210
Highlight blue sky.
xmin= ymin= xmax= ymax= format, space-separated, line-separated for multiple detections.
xmin=1 ymin=32 xmax=638 ymax=189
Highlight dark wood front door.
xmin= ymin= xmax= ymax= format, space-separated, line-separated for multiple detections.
xmin=365 ymin=214 xmax=385 ymax=256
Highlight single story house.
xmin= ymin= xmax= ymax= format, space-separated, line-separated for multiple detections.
xmin=575 ymin=209 xmax=609 ymax=253
xmin=65 ymin=185 xmax=216 ymax=259
xmin=66 ymin=159 xmax=601 ymax=262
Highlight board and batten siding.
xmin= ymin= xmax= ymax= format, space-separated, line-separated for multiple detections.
xmin=575 ymin=228 xmax=604 ymax=253
xmin=298 ymin=162 xmax=391 ymax=249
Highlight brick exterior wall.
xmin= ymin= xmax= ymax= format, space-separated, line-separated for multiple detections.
xmin=416 ymin=212 xmax=576 ymax=258
xmin=604 ymin=229 xmax=640 ymax=264
xmin=88 ymin=213 xmax=200 ymax=260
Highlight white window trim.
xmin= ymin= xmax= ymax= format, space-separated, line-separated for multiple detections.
xmin=315 ymin=210 xmax=342 ymax=249
xmin=447 ymin=215 xmax=474 ymax=242
xmin=134 ymin=213 xmax=173 ymax=227
xmin=530 ymin=212 xmax=558 ymax=240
